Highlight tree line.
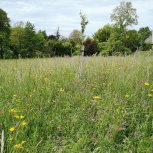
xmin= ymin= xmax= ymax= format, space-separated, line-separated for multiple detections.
xmin=0 ymin=1 xmax=152 ymax=59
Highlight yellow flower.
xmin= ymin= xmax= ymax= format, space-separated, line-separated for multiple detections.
xmin=14 ymin=141 xmax=26 ymax=149
xmin=14 ymin=115 xmax=24 ymax=119
xmin=9 ymin=127 xmax=15 ymax=132
xmin=93 ymin=96 xmax=101 ymax=100
xmin=144 ymin=82 xmax=149 ymax=86
xmin=9 ymin=109 xmax=17 ymax=113
xmin=14 ymin=143 xmax=22 ymax=149
xmin=20 ymin=121 xmax=27 ymax=126
xmin=125 ymin=94 xmax=129 ymax=98
xmin=148 ymin=94 xmax=153 ymax=97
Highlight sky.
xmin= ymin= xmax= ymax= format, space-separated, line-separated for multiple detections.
xmin=0 ymin=0 xmax=153 ymax=37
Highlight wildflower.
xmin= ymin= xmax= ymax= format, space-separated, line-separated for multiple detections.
xmin=144 ymin=82 xmax=149 ymax=86
xmin=14 ymin=141 xmax=26 ymax=149
xmin=9 ymin=127 xmax=15 ymax=132
xmin=14 ymin=115 xmax=24 ymax=119
xmin=9 ymin=108 xmax=17 ymax=113
xmin=92 ymin=96 xmax=101 ymax=100
xmin=20 ymin=121 xmax=27 ymax=126
xmin=148 ymin=94 xmax=153 ymax=97
xmin=14 ymin=143 xmax=22 ymax=149
xmin=125 ymin=94 xmax=129 ymax=98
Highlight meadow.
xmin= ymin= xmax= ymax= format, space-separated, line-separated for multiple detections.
xmin=0 ymin=55 xmax=153 ymax=153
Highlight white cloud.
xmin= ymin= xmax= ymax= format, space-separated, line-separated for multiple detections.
xmin=0 ymin=0 xmax=153 ymax=36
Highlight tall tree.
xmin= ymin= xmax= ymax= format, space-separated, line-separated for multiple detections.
xmin=0 ymin=8 xmax=10 ymax=58
xmin=111 ymin=1 xmax=138 ymax=29
xmin=22 ymin=22 xmax=36 ymax=57
xmin=10 ymin=22 xmax=25 ymax=57
xmin=80 ymin=11 xmax=88 ymax=56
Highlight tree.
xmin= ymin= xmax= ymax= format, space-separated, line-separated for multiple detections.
xmin=124 ymin=30 xmax=141 ymax=52
xmin=69 ymin=29 xmax=82 ymax=46
xmin=111 ymin=1 xmax=138 ymax=29
xmin=10 ymin=22 xmax=25 ymax=57
xmin=55 ymin=27 xmax=60 ymax=40
xmin=80 ymin=11 xmax=88 ymax=56
xmin=35 ymin=30 xmax=46 ymax=56
xmin=22 ymin=22 xmax=37 ymax=57
xmin=83 ymin=38 xmax=99 ymax=56
xmin=0 ymin=8 xmax=10 ymax=58
xmin=93 ymin=24 xmax=112 ymax=43
xmin=138 ymin=27 xmax=152 ymax=50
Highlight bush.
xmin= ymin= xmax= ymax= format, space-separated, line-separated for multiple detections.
xmin=83 ymin=38 xmax=99 ymax=56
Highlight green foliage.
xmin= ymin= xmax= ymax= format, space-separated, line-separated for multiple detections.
xmin=73 ymin=45 xmax=81 ymax=56
xmin=93 ymin=24 xmax=112 ymax=43
xmin=0 ymin=8 xmax=10 ymax=58
xmin=124 ymin=30 xmax=141 ymax=52
xmin=10 ymin=22 xmax=25 ymax=57
xmin=80 ymin=11 xmax=88 ymax=35
xmin=139 ymin=27 xmax=152 ymax=51
xmin=44 ymin=40 xmax=74 ymax=57
xmin=0 ymin=4 xmax=152 ymax=58
xmin=69 ymin=29 xmax=82 ymax=46
xmin=111 ymin=1 xmax=138 ymax=29
xmin=21 ymin=22 xmax=37 ymax=57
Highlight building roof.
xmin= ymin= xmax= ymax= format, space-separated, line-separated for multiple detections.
xmin=145 ymin=31 xmax=153 ymax=45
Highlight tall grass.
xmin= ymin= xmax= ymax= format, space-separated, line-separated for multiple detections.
xmin=0 ymin=56 xmax=153 ymax=152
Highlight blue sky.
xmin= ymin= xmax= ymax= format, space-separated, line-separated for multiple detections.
xmin=0 ymin=0 xmax=153 ymax=37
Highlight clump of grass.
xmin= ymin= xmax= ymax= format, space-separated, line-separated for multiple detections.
xmin=0 ymin=56 xmax=153 ymax=152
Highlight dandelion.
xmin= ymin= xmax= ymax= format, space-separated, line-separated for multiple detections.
xmin=20 ymin=121 xmax=27 ymax=126
xmin=9 ymin=127 xmax=15 ymax=132
xmin=93 ymin=96 xmax=101 ymax=100
xmin=144 ymin=82 xmax=149 ymax=86
xmin=148 ymin=94 xmax=153 ymax=97
xmin=14 ymin=115 xmax=24 ymax=119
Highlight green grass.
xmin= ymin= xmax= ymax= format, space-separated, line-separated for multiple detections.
xmin=0 ymin=56 xmax=153 ymax=153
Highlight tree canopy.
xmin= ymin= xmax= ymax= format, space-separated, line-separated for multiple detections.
xmin=111 ymin=1 xmax=138 ymax=29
